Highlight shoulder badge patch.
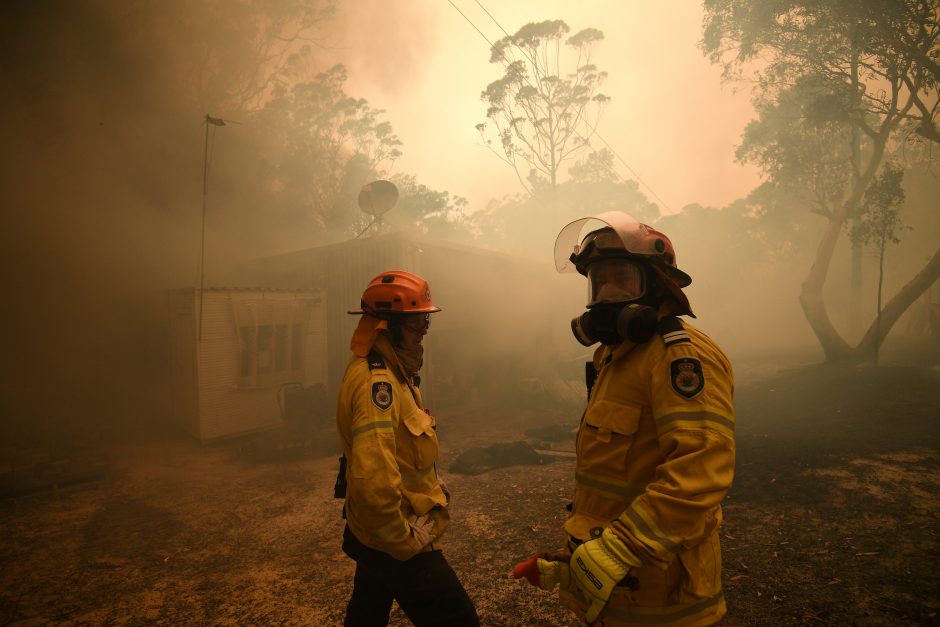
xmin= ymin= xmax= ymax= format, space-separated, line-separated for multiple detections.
xmin=670 ymin=357 xmax=705 ymax=398
xmin=371 ymin=381 xmax=393 ymax=411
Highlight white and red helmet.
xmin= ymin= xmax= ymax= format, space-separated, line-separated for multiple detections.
xmin=554 ymin=211 xmax=693 ymax=315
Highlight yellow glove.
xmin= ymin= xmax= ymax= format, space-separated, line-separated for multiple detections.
xmin=570 ymin=529 xmax=641 ymax=624
xmin=512 ymin=553 xmax=571 ymax=591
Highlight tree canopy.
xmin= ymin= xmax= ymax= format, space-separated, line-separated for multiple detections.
xmin=254 ymin=63 xmax=403 ymax=236
xmin=703 ymin=0 xmax=940 ymax=362
xmin=476 ymin=19 xmax=610 ymax=198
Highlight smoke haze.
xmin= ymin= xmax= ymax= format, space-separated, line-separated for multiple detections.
xmin=1 ymin=0 xmax=937 ymax=448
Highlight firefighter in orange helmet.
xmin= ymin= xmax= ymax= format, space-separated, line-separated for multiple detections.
xmin=335 ymin=270 xmax=479 ymax=626
xmin=513 ymin=212 xmax=735 ymax=626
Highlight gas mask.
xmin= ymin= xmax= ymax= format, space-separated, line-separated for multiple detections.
xmin=570 ymin=258 xmax=659 ymax=346
xmin=571 ymin=303 xmax=658 ymax=346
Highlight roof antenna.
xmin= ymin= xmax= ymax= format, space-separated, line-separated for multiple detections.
xmin=354 ymin=179 xmax=399 ymax=239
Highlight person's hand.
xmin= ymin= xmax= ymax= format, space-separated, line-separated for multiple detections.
xmin=569 ymin=530 xmax=639 ymax=624
xmin=512 ymin=552 xmax=571 ymax=591
xmin=407 ymin=514 xmax=436 ymax=549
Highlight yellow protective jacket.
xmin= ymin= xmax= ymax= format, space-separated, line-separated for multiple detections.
xmin=562 ymin=317 xmax=735 ymax=626
xmin=336 ymin=334 xmax=449 ymax=561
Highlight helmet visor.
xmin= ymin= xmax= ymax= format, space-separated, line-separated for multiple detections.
xmin=587 ymin=259 xmax=646 ymax=307
xmin=554 ymin=211 xmax=658 ymax=273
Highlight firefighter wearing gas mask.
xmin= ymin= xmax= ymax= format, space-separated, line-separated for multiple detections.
xmin=335 ymin=270 xmax=479 ymax=626
xmin=514 ymin=212 xmax=735 ymax=626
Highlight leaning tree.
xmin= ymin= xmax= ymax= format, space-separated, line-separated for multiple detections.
xmin=703 ymin=0 xmax=940 ymax=363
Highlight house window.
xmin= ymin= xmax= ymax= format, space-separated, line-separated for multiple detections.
xmin=234 ymin=299 xmax=312 ymax=388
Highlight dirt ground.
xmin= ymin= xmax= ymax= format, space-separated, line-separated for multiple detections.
xmin=1 ymin=346 xmax=939 ymax=626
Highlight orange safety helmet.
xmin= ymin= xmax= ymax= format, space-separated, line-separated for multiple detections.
xmin=348 ymin=270 xmax=441 ymax=318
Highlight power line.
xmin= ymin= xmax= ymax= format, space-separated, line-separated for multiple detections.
xmin=446 ymin=0 xmax=498 ymax=49
xmin=453 ymin=0 xmax=675 ymax=213
xmin=586 ymin=121 xmax=674 ymax=213
xmin=473 ymin=0 xmax=511 ymax=39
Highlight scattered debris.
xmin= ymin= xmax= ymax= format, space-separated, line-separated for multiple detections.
xmin=449 ymin=441 xmax=550 ymax=475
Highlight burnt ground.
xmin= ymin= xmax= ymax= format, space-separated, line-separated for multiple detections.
xmin=1 ymin=345 xmax=939 ymax=626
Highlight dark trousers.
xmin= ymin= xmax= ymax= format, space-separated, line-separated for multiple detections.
xmin=342 ymin=525 xmax=480 ymax=627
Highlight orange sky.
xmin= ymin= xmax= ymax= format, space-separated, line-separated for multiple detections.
xmin=327 ymin=0 xmax=763 ymax=215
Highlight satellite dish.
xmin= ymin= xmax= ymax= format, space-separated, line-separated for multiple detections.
xmin=358 ymin=180 xmax=399 ymax=217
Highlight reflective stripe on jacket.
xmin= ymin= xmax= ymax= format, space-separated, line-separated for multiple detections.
xmin=562 ymin=318 xmax=735 ymax=626
xmin=336 ymin=334 xmax=449 ymax=561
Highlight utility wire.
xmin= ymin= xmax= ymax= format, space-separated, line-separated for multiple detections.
xmin=446 ymin=0 xmax=498 ymax=49
xmin=454 ymin=0 xmax=674 ymax=213
xmin=586 ymin=121 xmax=673 ymax=213
xmin=473 ymin=0 xmax=511 ymax=38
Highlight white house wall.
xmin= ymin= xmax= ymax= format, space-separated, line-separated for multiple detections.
xmin=169 ymin=288 xmax=326 ymax=442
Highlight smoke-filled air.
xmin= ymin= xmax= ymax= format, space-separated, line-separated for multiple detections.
xmin=1 ymin=1 xmax=938 ymax=625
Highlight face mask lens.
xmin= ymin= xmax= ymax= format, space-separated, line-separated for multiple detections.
xmin=588 ymin=260 xmax=645 ymax=306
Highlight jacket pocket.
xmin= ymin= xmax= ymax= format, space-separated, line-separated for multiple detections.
xmin=676 ymin=526 xmax=722 ymax=603
xmin=578 ymin=399 xmax=642 ymax=471
xmin=402 ymin=408 xmax=439 ymax=470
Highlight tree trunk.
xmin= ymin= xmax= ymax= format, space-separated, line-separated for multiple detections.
xmin=800 ymin=130 xmax=891 ymax=363
xmin=874 ymin=240 xmax=885 ymax=366
xmin=848 ymin=50 xmax=863 ymax=339
xmin=799 ymin=206 xmax=853 ymax=361
xmin=850 ymin=238 xmax=863 ymax=337
xmin=850 ymin=244 xmax=940 ymax=362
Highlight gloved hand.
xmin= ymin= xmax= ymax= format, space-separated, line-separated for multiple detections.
xmin=569 ymin=529 xmax=641 ymax=624
xmin=407 ymin=514 xmax=436 ymax=549
xmin=511 ymin=552 xmax=571 ymax=591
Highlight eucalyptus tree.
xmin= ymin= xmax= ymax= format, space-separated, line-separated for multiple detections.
xmin=476 ymin=20 xmax=610 ymax=199
xmin=256 ymin=64 xmax=403 ymax=237
xmin=703 ymin=0 xmax=940 ymax=363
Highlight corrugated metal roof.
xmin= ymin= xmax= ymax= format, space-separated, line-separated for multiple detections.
xmin=246 ymin=229 xmax=543 ymax=268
